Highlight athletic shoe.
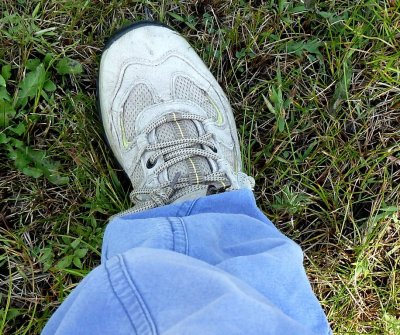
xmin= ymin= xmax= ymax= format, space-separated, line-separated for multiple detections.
xmin=98 ymin=21 xmax=254 ymax=213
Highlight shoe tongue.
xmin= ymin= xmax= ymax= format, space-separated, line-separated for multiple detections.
xmin=154 ymin=119 xmax=212 ymax=183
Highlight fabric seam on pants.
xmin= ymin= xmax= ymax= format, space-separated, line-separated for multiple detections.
xmin=167 ymin=217 xmax=188 ymax=255
xmin=106 ymin=254 xmax=158 ymax=335
xmin=175 ymin=198 xmax=197 ymax=217
xmin=105 ymin=258 xmax=138 ymax=334
xmin=120 ymin=254 xmax=158 ymax=335
xmin=183 ymin=198 xmax=198 ymax=216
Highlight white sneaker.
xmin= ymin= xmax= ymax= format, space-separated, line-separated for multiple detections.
xmin=98 ymin=21 xmax=254 ymax=213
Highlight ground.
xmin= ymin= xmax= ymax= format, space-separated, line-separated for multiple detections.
xmin=0 ymin=0 xmax=399 ymax=334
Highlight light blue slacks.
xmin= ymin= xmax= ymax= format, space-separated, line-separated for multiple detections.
xmin=43 ymin=189 xmax=332 ymax=334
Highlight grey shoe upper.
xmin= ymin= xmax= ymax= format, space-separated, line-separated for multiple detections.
xmin=98 ymin=22 xmax=254 ymax=213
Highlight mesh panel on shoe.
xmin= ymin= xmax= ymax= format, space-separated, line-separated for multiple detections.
xmin=155 ymin=123 xmax=176 ymax=143
xmin=174 ymin=76 xmax=238 ymax=173
xmin=156 ymin=122 xmax=189 ymax=177
xmin=175 ymin=76 xmax=217 ymax=119
xmin=131 ymin=165 xmax=144 ymax=187
xmin=180 ymin=121 xmax=211 ymax=176
xmin=155 ymin=119 xmax=212 ymax=181
xmin=218 ymin=145 xmax=236 ymax=169
xmin=123 ymin=84 xmax=154 ymax=141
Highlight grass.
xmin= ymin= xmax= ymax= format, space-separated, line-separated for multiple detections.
xmin=0 ymin=0 xmax=399 ymax=334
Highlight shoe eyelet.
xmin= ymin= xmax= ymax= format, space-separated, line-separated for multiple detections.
xmin=146 ymin=159 xmax=156 ymax=169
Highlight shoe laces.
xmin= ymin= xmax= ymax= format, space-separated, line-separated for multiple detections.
xmin=129 ymin=112 xmax=231 ymax=212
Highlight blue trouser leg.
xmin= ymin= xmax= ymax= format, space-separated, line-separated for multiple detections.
xmin=42 ymin=189 xmax=332 ymax=335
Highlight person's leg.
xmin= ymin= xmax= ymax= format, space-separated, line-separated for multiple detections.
xmin=43 ymin=190 xmax=331 ymax=335
xmin=42 ymin=22 xmax=331 ymax=334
